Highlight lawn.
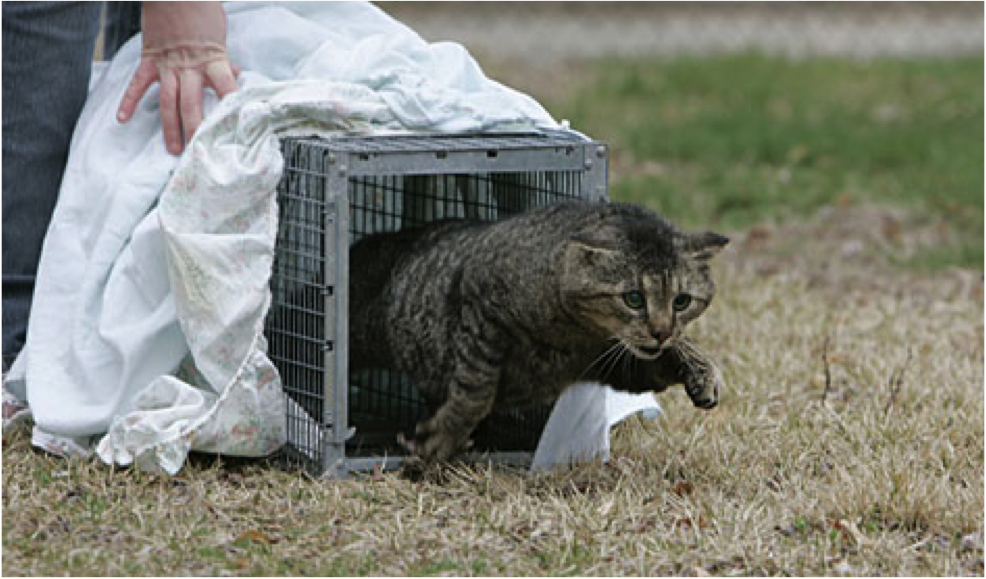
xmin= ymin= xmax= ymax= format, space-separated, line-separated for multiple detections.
xmin=544 ymin=54 xmax=984 ymax=269
xmin=3 ymin=55 xmax=983 ymax=576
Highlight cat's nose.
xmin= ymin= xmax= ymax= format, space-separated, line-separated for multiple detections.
xmin=652 ymin=330 xmax=672 ymax=345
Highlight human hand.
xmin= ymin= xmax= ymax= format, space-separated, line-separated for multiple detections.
xmin=116 ymin=1 xmax=239 ymax=155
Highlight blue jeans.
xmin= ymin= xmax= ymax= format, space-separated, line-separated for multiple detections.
xmin=102 ymin=1 xmax=142 ymax=60
xmin=2 ymin=2 xmax=140 ymax=371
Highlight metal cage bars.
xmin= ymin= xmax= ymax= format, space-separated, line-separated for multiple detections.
xmin=266 ymin=132 xmax=608 ymax=476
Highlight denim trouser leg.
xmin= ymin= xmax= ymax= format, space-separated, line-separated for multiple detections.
xmin=102 ymin=1 xmax=142 ymax=60
xmin=2 ymin=2 xmax=103 ymax=371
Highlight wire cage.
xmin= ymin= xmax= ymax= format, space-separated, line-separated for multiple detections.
xmin=264 ymin=132 xmax=608 ymax=476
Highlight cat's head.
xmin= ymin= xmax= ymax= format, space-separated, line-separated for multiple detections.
xmin=560 ymin=203 xmax=728 ymax=360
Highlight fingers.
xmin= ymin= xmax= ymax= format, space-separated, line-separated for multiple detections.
xmin=157 ymin=67 xmax=183 ymax=155
xmin=119 ymin=56 xmax=241 ymax=155
xmin=117 ymin=60 xmax=159 ymax=123
xmin=179 ymin=61 xmax=239 ymax=148
xmin=205 ymin=60 xmax=239 ymax=99
xmin=178 ymin=68 xmax=204 ymax=146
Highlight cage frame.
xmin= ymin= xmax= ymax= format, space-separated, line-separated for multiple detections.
xmin=272 ymin=131 xmax=609 ymax=477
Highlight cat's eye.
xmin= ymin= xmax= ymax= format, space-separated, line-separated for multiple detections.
xmin=672 ymin=293 xmax=692 ymax=312
xmin=623 ymin=290 xmax=646 ymax=310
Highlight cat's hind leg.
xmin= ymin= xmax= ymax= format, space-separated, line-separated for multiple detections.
xmin=403 ymin=383 xmax=492 ymax=461
xmin=403 ymin=371 xmax=497 ymax=461
xmin=402 ymin=313 xmax=503 ymax=461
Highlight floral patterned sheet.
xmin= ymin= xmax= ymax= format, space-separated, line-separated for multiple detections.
xmin=6 ymin=1 xmax=658 ymax=474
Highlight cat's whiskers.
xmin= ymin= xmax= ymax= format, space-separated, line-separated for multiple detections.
xmin=577 ymin=339 xmax=625 ymax=382
xmin=597 ymin=339 xmax=634 ymax=383
xmin=601 ymin=341 xmax=629 ymax=382
xmin=620 ymin=340 xmax=636 ymax=378
xmin=612 ymin=341 xmax=634 ymax=382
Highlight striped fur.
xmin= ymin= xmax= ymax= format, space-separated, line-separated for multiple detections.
xmin=350 ymin=200 xmax=728 ymax=461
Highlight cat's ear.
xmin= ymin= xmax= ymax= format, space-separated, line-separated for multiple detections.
xmin=568 ymin=225 xmax=623 ymax=251
xmin=563 ymin=233 xmax=623 ymax=285
xmin=681 ymin=231 xmax=729 ymax=261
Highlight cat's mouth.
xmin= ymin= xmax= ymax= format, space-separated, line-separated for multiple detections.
xmin=632 ymin=344 xmax=664 ymax=359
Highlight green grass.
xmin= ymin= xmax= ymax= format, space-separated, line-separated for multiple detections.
xmin=547 ymin=54 xmax=983 ymax=269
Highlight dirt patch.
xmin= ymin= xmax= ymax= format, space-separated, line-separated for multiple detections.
xmin=723 ymin=202 xmax=983 ymax=302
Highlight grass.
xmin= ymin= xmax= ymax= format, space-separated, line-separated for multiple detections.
xmin=542 ymin=54 xmax=984 ymax=269
xmin=4 ymin=251 xmax=982 ymax=575
xmin=3 ymin=55 xmax=984 ymax=575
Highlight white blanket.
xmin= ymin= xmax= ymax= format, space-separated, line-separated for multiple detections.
xmin=6 ymin=1 xmax=658 ymax=474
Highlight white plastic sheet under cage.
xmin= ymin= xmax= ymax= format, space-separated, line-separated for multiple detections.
xmin=5 ymin=1 xmax=659 ymax=474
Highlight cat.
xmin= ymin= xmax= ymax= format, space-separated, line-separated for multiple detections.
xmin=349 ymin=200 xmax=728 ymax=461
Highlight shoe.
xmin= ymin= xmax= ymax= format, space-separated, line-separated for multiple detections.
xmin=2 ymin=377 xmax=31 ymax=433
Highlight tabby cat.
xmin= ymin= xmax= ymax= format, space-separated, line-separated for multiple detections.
xmin=350 ymin=200 xmax=728 ymax=461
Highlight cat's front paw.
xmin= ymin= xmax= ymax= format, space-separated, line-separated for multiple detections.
xmin=683 ymin=356 xmax=723 ymax=409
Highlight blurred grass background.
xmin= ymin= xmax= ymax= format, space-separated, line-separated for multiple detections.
xmin=387 ymin=1 xmax=984 ymax=271
xmin=547 ymin=54 xmax=983 ymax=269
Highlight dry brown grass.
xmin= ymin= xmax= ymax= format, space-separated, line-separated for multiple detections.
xmin=3 ymin=207 xmax=983 ymax=576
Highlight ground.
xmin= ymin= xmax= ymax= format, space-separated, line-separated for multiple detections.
xmin=3 ymin=237 xmax=981 ymax=575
